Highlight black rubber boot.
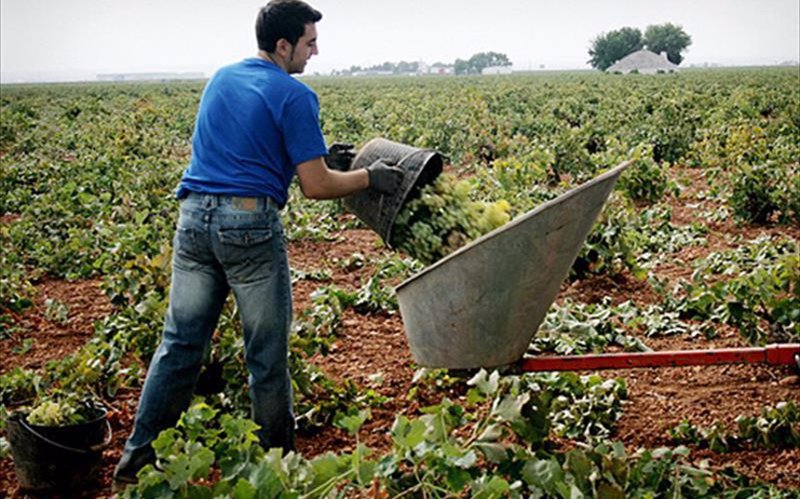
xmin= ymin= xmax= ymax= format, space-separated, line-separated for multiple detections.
xmin=113 ymin=445 xmax=156 ymax=485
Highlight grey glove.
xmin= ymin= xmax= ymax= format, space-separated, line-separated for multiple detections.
xmin=366 ymin=160 xmax=404 ymax=195
xmin=326 ymin=142 xmax=356 ymax=172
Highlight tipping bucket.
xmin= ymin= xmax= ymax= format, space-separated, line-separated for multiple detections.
xmin=6 ymin=408 xmax=111 ymax=492
xmin=343 ymin=138 xmax=443 ymax=246
xmin=395 ymin=161 xmax=630 ymax=369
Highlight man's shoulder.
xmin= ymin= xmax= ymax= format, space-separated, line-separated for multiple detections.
xmin=210 ymin=59 xmax=317 ymax=102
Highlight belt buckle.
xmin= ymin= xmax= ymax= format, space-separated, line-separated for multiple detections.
xmin=232 ymin=196 xmax=258 ymax=211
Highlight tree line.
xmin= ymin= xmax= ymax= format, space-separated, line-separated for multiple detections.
xmin=333 ymin=51 xmax=512 ymax=76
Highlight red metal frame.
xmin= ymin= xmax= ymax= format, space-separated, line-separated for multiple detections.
xmin=519 ymin=344 xmax=800 ymax=372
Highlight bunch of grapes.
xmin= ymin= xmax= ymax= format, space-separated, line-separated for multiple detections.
xmin=390 ymin=173 xmax=511 ymax=265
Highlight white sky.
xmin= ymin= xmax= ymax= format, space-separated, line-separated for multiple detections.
xmin=1 ymin=0 xmax=799 ymax=82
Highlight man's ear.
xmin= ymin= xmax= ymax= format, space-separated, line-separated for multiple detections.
xmin=275 ymin=38 xmax=292 ymax=58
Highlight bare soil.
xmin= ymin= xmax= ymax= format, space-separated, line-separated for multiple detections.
xmin=1 ymin=166 xmax=799 ymax=496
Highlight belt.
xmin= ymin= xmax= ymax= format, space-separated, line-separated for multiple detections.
xmin=184 ymin=192 xmax=277 ymax=212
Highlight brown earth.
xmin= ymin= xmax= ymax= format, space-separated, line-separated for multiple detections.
xmin=1 ymin=166 xmax=799 ymax=496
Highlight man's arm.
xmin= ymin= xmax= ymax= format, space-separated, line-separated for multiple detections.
xmin=296 ymin=157 xmax=369 ymax=199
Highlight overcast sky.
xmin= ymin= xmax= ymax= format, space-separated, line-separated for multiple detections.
xmin=2 ymin=0 xmax=798 ymax=82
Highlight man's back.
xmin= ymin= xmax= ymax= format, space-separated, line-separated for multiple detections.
xmin=178 ymin=57 xmax=327 ymax=206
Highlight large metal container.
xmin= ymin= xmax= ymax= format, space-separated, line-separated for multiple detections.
xmin=395 ymin=161 xmax=630 ymax=369
xmin=343 ymin=138 xmax=443 ymax=246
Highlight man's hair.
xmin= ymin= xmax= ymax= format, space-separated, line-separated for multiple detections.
xmin=256 ymin=0 xmax=322 ymax=52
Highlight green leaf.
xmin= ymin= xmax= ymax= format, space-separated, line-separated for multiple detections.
xmin=565 ymin=449 xmax=594 ymax=493
xmin=309 ymin=452 xmax=343 ymax=490
xmin=188 ymin=444 xmax=215 ymax=480
xmin=249 ymin=453 xmax=288 ymax=496
xmin=471 ymin=475 xmax=511 ymax=498
xmin=521 ymin=457 xmax=564 ymax=495
xmin=164 ymin=454 xmax=191 ymax=490
xmin=492 ymin=392 xmax=530 ymax=422
xmin=184 ymin=485 xmax=213 ymax=499
xmin=151 ymin=428 xmax=181 ymax=458
xmin=596 ymin=482 xmax=625 ymax=499
xmin=334 ymin=409 xmax=371 ymax=436
xmin=356 ymin=457 xmax=376 ymax=485
xmin=475 ymin=442 xmax=509 ymax=464
xmin=477 ymin=423 xmax=504 ymax=442
xmin=452 ymin=449 xmax=478 ymax=468
xmin=231 ymin=478 xmax=256 ymax=499
xmin=391 ymin=416 xmax=426 ymax=449
xmin=467 ymin=369 xmax=500 ymax=395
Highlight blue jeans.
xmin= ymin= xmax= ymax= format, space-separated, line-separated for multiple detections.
xmin=121 ymin=193 xmax=294 ymax=462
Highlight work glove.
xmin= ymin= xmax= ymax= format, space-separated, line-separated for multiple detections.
xmin=326 ymin=142 xmax=356 ymax=172
xmin=366 ymin=159 xmax=404 ymax=195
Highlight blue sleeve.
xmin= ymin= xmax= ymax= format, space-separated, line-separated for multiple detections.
xmin=282 ymin=89 xmax=328 ymax=166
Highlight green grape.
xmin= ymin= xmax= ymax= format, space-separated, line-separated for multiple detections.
xmin=391 ymin=173 xmax=510 ymax=265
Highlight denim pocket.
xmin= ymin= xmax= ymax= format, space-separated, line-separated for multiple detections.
xmin=174 ymin=226 xmax=213 ymax=266
xmin=217 ymin=226 xmax=276 ymax=280
xmin=218 ymin=227 xmax=273 ymax=247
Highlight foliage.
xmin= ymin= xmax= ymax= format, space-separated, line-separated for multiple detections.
xmin=588 ymin=27 xmax=643 ymax=70
xmin=530 ymin=298 xmax=649 ymax=355
xmin=669 ymin=401 xmax=800 ymax=451
xmin=344 ymin=60 xmax=421 ymax=75
xmin=454 ymin=51 xmax=512 ymax=75
xmin=0 ymin=367 xmax=43 ymax=405
xmin=665 ymin=236 xmax=799 ymax=344
xmin=118 ymin=376 xmax=786 ymax=498
xmin=587 ymin=22 xmax=691 ymax=70
xmin=635 ymin=204 xmax=708 ymax=268
xmin=644 ymin=23 xmax=693 ymax=65
xmin=618 ymin=144 xmax=670 ymax=203
xmin=354 ymin=254 xmax=421 ymax=313
xmin=729 ymin=163 xmax=799 ymax=224
xmin=571 ymin=193 xmax=644 ymax=279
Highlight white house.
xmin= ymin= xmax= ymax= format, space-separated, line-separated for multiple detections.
xmin=607 ymin=50 xmax=679 ymax=74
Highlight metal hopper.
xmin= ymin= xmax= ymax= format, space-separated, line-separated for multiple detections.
xmin=395 ymin=161 xmax=630 ymax=369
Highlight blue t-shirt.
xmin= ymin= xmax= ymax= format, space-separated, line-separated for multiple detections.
xmin=177 ymin=58 xmax=327 ymax=207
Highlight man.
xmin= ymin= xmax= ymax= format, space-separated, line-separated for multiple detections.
xmin=114 ymin=0 xmax=403 ymax=483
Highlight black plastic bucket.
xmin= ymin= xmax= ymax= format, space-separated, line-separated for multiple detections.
xmin=343 ymin=138 xmax=443 ymax=246
xmin=6 ymin=408 xmax=112 ymax=492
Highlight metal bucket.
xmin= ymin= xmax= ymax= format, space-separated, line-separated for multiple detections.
xmin=343 ymin=138 xmax=443 ymax=246
xmin=395 ymin=161 xmax=630 ymax=369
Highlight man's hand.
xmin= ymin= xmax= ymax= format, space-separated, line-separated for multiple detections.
xmin=366 ymin=160 xmax=404 ymax=195
xmin=326 ymin=143 xmax=356 ymax=172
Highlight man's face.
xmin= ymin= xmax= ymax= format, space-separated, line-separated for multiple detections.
xmin=287 ymin=23 xmax=318 ymax=74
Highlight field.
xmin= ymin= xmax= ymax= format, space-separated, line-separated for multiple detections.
xmin=1 ymin=68 xmax=799 ymax=497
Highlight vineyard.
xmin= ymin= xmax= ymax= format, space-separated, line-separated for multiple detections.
xmin=1 ymin=67 xmax=799 ymax=497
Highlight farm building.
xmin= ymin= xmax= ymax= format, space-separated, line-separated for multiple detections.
xmin=607 ymin=49 xmax=679 ymax=74
xmin=429 ymin=63 xmax=455 ymax=75
xmin=482 ymin=65 xmax=513 ymax=75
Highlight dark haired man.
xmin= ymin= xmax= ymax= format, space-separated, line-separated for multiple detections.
xmin=114 ymin=0 xmax=403 ymax=484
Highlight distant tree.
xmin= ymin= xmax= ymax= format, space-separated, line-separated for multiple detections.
xmin=588 ymin=27 xmax=643 ymax=70
xmin=644 ymin=23 xmax=692 ymax=65
xmin=396 ymin=61 xmax=419 ymax=74
xmin=455 ymin=52 xmax=512 ymax=75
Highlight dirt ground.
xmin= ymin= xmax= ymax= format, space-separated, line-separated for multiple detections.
xmin=1 ymin=166 xmax=799 ymax=496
